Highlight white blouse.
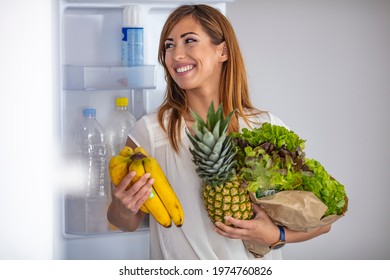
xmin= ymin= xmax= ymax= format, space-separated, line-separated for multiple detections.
xmin=129 ymin=110 xmax=287 ymax=260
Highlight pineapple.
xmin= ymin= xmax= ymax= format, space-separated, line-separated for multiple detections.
xmin=186 ymin=102 xmax=253 ymax=224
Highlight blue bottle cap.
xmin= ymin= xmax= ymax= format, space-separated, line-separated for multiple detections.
xmin=83 ymin=108 xmax=96 ymax=117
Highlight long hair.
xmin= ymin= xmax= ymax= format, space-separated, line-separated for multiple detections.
xmin=157 ymin=4 xmax=258 ymax=153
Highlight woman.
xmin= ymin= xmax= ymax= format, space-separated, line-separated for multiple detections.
xmin=107 ymin=4 xmax=331 ymax=259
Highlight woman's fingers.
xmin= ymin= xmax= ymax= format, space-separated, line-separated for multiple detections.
xmin=214 ymin=216 xmax=253 ymax=239
xmin=111 ymin=171 xmax=154 ymax=213
xmin=213 ymin=204 xmax=279 ymax=244
xmin=132 ymin=178 xmax=154 ymax=210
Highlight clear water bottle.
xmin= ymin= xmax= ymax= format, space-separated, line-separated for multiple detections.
xmin=105 ymin=97 xmax=137 ymax=159
xmin=66 ymin=108 xmax=109 ymax=234
xmin=74 ymin=108 xmax=108 ymax=197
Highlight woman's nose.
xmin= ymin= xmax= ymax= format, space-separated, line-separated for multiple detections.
xmin=173 ymin=45 xmax=186 ymax=60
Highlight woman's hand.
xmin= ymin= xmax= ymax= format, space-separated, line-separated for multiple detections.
xmin=214 ymin=204 xmax=279 ymax=246
xmin=107 ymin=171 xmax=154 ymax=232
xmin=214 ymin=203 xmax=332 ymax=245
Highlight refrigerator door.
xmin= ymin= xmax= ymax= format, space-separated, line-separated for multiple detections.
xmin=55 ymin=0 xmax=228 ymax=260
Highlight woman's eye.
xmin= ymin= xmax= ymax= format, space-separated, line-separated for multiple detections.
xmin=185 ymin=38 xmax=197 ymax=44
xmin=165 ymin=42 xmax=174 ymax=49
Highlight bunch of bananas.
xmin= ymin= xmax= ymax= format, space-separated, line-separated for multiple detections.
xmin=109 ymin=146 xmax=184 ymax=228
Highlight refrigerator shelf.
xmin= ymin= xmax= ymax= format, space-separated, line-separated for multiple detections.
xmin=63 ymin=64 xmax=157 ymax=91
xmin=64 ymin=194 xmax=149 ymax=237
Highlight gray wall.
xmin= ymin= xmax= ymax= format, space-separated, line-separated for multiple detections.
xmin=227 ymin=0 xmax=390 ymax=259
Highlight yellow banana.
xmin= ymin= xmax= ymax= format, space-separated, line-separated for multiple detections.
xmin=134 ymin=146 xmax=149 ymax=156
xmin=126 ymin=158 xmax=151 ymax=214
xmin=109 ymin=161 xmax=129 ymax=186
xmin=108 ymin=145 xmax=184 ymax=227
xmin=139 ymin=205 xmax=149 ymax=213
xmin=119 ymin=146 xmax=134 ymax=157
xmin=108 ymin=147 xmax=134 ymax=181
xmin=143 ymin=157 xmax=184 ymax=227
xmin=109 ymin=155 xmax=129 ymax=171
xmin=108 ymin=154 xmax=149 ymax=213
xmin=108 ymin=147 xmax=134 ymax=186
xmin=129 ymin=159 xmax=172 ymax=228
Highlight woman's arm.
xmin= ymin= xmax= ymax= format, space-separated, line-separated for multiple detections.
xmin=214 ymin=204 xmax=331 ymax=246
xmin=107 ymin=170 xmax=154 ymax=232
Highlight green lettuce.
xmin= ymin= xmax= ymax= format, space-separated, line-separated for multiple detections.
xmin=232 ymin=122 xmax=348 ymax=217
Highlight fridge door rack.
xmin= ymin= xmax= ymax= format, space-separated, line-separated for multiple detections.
xmin=63 ymin=64 xmax=157 ymax=91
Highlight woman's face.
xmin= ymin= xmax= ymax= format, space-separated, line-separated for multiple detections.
xmin=164 ymin=16 xmax=227 ymax=93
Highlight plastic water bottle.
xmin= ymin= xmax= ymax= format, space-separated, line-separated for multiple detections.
xmin=121 ymin=5 xmax=144 ymax=66
xmin=105 ymin=97 xmax=137 ymax=159
xmin=66 ymin=108 xmax=109 ymax=234
xmin=74 ymin=108 xmax=108 ymax=197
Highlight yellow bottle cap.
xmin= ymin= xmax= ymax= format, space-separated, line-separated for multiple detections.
xmin=116 ymin=97 xmax=128 ymax=107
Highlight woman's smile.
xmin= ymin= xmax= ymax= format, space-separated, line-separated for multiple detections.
xmin=175 ymin=64 xmax=195 ymax=74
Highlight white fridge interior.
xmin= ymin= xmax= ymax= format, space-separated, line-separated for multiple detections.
xmin=54 ymin=0 xmax=229 ymax=260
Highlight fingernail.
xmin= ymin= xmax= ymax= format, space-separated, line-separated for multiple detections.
xmin=148 ymin=188 xmax=154 ymax=198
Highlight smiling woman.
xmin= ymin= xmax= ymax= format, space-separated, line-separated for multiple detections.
xmin=162 ymin=16 xmax=227 ymax=95
xmin=107 ymin=4 xmax=332 ymax=260
xmin=156 ymin=4 xmax=251 ymax=153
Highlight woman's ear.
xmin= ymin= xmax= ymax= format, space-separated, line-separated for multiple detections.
xmin=218 ymin=41 xmax=228 ymax=62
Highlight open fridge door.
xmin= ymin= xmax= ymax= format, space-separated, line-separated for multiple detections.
xmin=53 ymin=0 xmax=229 ymax=260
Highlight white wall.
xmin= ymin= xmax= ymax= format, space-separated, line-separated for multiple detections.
xmin=227 ymin=0 xmax=390 ymax=259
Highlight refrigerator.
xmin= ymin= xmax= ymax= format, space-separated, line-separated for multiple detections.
xmin=53 ymin=0 xmax=232 ymax=260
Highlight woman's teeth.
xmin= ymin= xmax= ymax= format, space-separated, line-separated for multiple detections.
xmin=176 ymin=65 xmax=194 ymax=73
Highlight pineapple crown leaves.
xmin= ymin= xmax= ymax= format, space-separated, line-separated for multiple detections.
xmin=185 ymin=102 xmax=237 ymax=186
xmin=191 ymin=101 xmax=234 ymax=141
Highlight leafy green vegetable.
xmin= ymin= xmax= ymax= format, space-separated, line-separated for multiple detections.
xmin=302 ymin=159 xmax=348 ymax=216
xmin=232 ymin=123 xmax=306 ymax=152
xmin=232 ymin=122 xmax=348 ymax=217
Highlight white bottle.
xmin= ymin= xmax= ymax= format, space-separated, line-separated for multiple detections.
xmin=121 ymin=5 xmax=144 ymax=66
xmin=73 ymin=108 xmax=107 ymax=197
xmin=105 ymin=97 xmax=137 ymax=159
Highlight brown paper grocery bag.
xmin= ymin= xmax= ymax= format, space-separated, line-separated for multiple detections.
xmin=251 ymin=190 xmax=342 ymax=231
xmin=243 ymin=241 xmax=271 ymax=258
xmin=243 ymin=190 xmax=344 ymax=258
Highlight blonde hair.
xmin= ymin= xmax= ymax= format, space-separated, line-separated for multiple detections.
xmin=157 ymin=4 xmax=259 ymax=153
